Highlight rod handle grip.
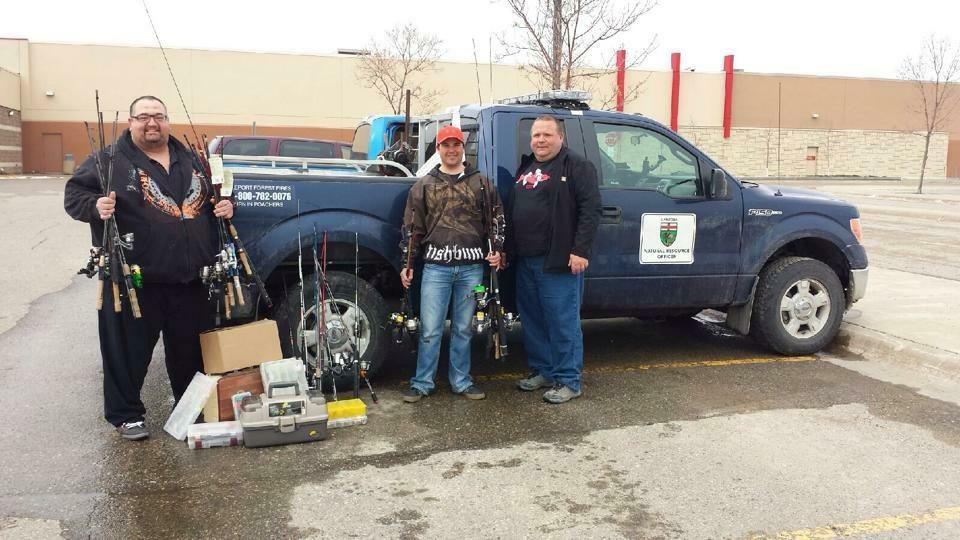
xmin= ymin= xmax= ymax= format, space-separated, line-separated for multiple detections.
xmin=128 ymin=287 xmax=142 ymax=319
xmin=233 ymin=277 xmax=245 ymax=305
xmin=112 ymin=282 xmax=122 ymax=313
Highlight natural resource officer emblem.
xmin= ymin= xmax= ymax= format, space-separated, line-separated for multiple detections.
xmin=659 ymin=219 xmax=678 ymax=247
xmin=640 ymin=213 xmax=696 ymax=264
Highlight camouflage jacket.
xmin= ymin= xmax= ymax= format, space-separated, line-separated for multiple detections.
xmin=400 ymin=163 xmax=505 ymax=268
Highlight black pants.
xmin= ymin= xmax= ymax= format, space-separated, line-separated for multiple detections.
xmin=98 ymin=281 xmax=213 ymax=426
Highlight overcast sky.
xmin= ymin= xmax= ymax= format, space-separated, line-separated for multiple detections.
xmin=3 ymin=0 xmax=958 ymax=80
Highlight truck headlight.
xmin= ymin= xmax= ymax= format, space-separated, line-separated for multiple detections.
xmin=849 ymin=218 xmax=863 ymax=243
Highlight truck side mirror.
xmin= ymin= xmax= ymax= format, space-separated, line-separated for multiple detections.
xmin=708 ymin=168 xmax=729 ymax=199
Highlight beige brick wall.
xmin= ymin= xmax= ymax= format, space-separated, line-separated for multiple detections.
xmin=0 ymin=104 xmax=22 ymax=174
xmin=678 ymin=126 xmax=949 ymax=179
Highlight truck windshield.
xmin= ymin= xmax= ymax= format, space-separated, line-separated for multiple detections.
xmin=223 ymin=138 xmax=269 ymax=156
xmin=278 ymin=140 xmax=335 ymax=159
xmin=352 ymin=123 xmax=371 ymax=159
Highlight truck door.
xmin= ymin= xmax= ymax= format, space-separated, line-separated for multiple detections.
xmin=580 ymin=119 xmax=743 ymax=314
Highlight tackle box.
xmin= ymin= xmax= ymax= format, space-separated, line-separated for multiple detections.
xmin=239 ymin=382 xmax=328 ymax=448
xmin=186 ymin=421 xmax=243 ymax=449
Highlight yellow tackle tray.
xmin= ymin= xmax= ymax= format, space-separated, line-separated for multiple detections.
xmin=326 ymin=398 xmax=366 ymax=420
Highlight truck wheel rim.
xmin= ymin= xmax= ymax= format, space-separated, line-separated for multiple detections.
xmin=298 ymin=299 xmax=371 ymax=369
xmin=779 ymin=278 xmax=831 ymax=339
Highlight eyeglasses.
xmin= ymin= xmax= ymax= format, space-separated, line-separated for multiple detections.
xmin=131 ymin=113 xmax=168 ymax=123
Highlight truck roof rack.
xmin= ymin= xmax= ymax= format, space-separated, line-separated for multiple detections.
xmin=496 ymin=89 xmax=591 ymax=110
xmin=221 ymin=155 xmax=414 ymax=177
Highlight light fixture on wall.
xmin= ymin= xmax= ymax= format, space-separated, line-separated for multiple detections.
xmin=7 ymin=110 xmax=14 ymax=116
xmin=45 ymin=90 xmax=55 ymax=97
xmin=811 ymin=112 xmax=819 ymax=119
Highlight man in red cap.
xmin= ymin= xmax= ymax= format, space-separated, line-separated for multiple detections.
xmin=398 ymin=125 xmax=504 ymax=402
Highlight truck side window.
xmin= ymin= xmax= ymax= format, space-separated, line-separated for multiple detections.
xmin=223 ymin=138 xmax=269 ymax=156
xmin=593 ymin=123 xmax=700 ymax=197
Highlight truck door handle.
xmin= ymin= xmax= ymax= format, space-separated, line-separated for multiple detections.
xmin=601 ymin=206 xmax=621 ymax=224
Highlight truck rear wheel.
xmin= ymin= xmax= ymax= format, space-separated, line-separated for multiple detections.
xmin=279 ymin=271 xmax=389 ymax=388
xmin=750 ymin=256 xmax=844 ymax=355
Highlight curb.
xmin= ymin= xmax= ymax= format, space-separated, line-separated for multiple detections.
xmin=742 ymin=176 xmax=903 ymax=182
xmin=827 ymin=322 xmax=960 ymax=381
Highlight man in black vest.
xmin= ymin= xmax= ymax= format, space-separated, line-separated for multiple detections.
xmin=65 ymin=96 xmax=234 ymax=440
xmin=509 ymin=115 xmax=600 ymax=403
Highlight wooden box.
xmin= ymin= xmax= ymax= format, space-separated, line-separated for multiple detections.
xmin=217 ymin=367 xmax=264 ymax=421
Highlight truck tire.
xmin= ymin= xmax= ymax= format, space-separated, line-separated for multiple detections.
xmin=749 ymin=256 xmax=844 ymax=356
xmin=279 ymin=271 xmax=389 ymax=387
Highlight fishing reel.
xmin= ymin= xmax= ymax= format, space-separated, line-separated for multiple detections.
xmin=471 ymin=283 xmax=517 ymax=334
xmin=199 ymin=259 xmax=227 ymax=288
xmin=388 ymin=311 xmax=420 ymax=343
xmin=119 ymin=232 xmax=135 ymax=249
xmin=77 ymin=247 xmax=102 ymax=278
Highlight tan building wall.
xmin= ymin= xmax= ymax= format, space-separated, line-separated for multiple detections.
xmin=680 ymin=126 xmax=949 ymax=179
xmin=2 ymin=39 xmax=956 ymax=177
xmin=0 ymin=66 xmax=22 ymax=173
xmin=0 ymin=67 xmax=19 ymax=109
xmin=731 ymin=73 xmax=960 ymax=176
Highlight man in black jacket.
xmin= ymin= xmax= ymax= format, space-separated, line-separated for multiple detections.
xmin=65 ymin=96 xmax=233 ymax=440
xmin=509 ymin=115 xmax=600 ymax=404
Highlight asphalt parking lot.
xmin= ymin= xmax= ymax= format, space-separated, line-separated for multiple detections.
xmin=1 ymin=177 xmax=958 ymax=539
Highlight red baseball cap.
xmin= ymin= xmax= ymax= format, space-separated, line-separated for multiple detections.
xmin=436 ymin=125 xmax=465 ymax=145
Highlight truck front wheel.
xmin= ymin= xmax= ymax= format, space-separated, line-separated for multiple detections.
xmin=750 ymin=256 xmax=844 ymax=355
xmin=279 ymin=271 xmax=389 ymax=387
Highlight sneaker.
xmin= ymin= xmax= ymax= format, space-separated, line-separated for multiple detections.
xmin=543 ymin=384 xmax=582 ymax=404
xmin=402 ymin=387 xmax=430 ymax=403
xmin=117 ymin=421 xmax=149 ymax=441
xmin=516 ymin=371 xmax=552 ymax=392
xmin=455 ymin=384 xmax=486 ymax=400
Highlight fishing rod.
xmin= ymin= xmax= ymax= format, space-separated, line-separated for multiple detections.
xmin=106 ymin=110 xmax=143 ymax=319
xmin=353 ymin=232 xmax=361 ymax=398
xmin=77 ymin=100 xmax=141 ymax=319
xmin=314 ymin=231 xmax=378 ymax=403
xmin=311 ymin=224 xmax=328 ymax=392
xmin=296 ymin=201 xmax=308 ymax=366
xmin=388 ymin=211 xmax=420 ymax=344
xmin=474 ymin=177 xmax=509 ymax=360
xmin=142 ymin=0 xmax=272 ymax=318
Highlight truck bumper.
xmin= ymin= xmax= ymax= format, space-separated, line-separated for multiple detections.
xmin=848 ymin=267 xmax=868 ymax=306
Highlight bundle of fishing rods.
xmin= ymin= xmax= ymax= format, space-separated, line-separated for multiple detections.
xmin=188 ymin=137 xmax=272 ymax=325
xmin=297 ymin=216 xmax=377 ymax=403
xmin=77 ymin=91 xmax=143 ymax=319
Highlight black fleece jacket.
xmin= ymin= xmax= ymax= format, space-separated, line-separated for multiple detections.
xmin=64 ymin=130 xmax=219 ymax=284
xmin=506 ymin=146 xmax=601 ymax=272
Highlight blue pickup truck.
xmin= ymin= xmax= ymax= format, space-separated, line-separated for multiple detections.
xmin=228 ymin=91 xmax=868 ymax=377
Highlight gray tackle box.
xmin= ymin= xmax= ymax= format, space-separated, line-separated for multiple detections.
xmin=239 ymin=382 xmax=328 ymax=448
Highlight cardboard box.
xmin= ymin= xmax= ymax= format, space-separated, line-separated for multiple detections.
xmin=200 ymin=319 xmax=282 ymax=375
xmin=202 ymin=375 xmax=223 ymax=422
xmin=217 ymin=367 xmax=264 ymax=421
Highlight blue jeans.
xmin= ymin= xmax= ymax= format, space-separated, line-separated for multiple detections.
xmin=410 ymin=263 xmax=484 ymax=394
xmin=516 ymin=256 xmax=585 ymax=392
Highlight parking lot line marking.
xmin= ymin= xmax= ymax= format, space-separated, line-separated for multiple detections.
xmin=475 ymin=356 xmax=817 ymax=382
xmin=748 ymin=505 xmax=960 ymax=539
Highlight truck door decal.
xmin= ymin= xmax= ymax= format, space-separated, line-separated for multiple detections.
xmin=233 ymin=181 xmax=294 ymax=209
xmin=640 ymin=213 xmax=696 ymax=264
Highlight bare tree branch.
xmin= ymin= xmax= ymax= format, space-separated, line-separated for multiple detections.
xmin=357 ymin=23 xmax=444 ymax=114
xmin=899 ymin=34 xmax=960 ymax=193
xmin=499 ymin=0 xmax=657 ymax=99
